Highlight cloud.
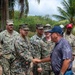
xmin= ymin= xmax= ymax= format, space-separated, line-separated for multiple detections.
xmin=14 ymin=0 xmax=63 ymax=20
xmin=28 ymin=0 xmax=63 ymax=16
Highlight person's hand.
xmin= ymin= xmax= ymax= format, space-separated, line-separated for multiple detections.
xmin=37 ymin=67 xmax=43 ymax=73
xmin=32 ymin=58 xmax=41 ymax=64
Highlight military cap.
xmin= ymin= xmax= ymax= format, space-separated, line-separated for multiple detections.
xmin=44 ymin=24 xmax=51 ymax=32
xmin=6 ymin=19 xmax=13 ymax=25
xmin=45 ymin=24 xmax=51 ymax=27
xmin=19 ymin=24 xmax=29 ymax=30
xmin=36 ymin=24 xmax=44 ymax=29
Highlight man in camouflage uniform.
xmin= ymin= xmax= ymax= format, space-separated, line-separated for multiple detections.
xmin=13 ymin=24 xmax=35 ymax=75
xmin=0 ymin=20 xmax=19 ymax=75
xmin=63 ymin=23 xmax=75 ymax=73
xmin=43 ymin=24 xmax=54 ymax=53
xmin=41 ymin=24 xmax=54 ymax=75
xmin=30 ymin=24 xmax=48 ymax=75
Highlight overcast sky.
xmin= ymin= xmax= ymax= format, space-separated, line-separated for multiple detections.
xmin=28 ymin=0 xmax=63 ymax=16
xmin=15 ymin=0 xmax=63 ymax=19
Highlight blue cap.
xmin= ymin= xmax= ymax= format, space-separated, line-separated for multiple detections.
xmin=49 ymin=26 xmax=63 ymax=35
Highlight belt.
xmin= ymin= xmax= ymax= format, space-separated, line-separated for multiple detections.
xmin=67 ymin=68 xmax=71 ymax=71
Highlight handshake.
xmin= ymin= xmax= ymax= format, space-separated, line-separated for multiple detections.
xmin=32 ymin=57 xmax=50 ymax=73
xmin=32 ymin=56 xmax=50 ymax=64
xmin=32 ymin=58 xmax=41 ymax=64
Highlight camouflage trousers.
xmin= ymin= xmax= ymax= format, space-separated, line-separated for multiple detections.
xmin=41 ymin=70 xmax=54 ymax=75
xmin=0 ymin=57 xmax=33 ymax=75
xmin=41 ymin=63 xmax=54 ymax=75
xmin=2 ymin=72 xmax=33 ymax=75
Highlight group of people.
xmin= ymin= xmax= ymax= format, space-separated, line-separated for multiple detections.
xmin=0 ymin=19 xmax=75 ymax=75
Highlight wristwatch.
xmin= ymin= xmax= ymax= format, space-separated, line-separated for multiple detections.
xmin=59 ymin=72 xmax=64 ymax=75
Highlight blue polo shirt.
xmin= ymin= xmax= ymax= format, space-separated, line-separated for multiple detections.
xmin=50 ymin=38 xmax=72 ymax=74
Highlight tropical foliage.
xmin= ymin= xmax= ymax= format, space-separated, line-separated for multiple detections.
xmin=14 ymin=11 xmax=69 ymax=32
xmin=53 ymin=0 xmax=75 ymax=24
xmin=14 ymin=11 xmax=55 ymax=31
xmin=0 ymin=0 xmax=40 ymax=30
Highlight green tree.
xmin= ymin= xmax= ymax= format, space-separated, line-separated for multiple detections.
xmin=16 ymin=0 xmax=40 ymax=18
xmin=53 ymin=0 xmax=75 ymax=24
xmin=0 ymin=0 xmax=40 ymax=30
xmin=14 ymin=11 xmax=57 ymax=32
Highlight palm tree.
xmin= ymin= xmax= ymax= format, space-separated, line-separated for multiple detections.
xmin=18 ymin=0 xmax=29 ymax=18
xmin=0 ymin=0 xmax=40 ymax=30
xmin=18 ymin=0 xmax=40 ymax=18
xmin=53 ymin=0 xmax=75 ymax=24
xmin=0 ymin=0 xmax=7 ymax=30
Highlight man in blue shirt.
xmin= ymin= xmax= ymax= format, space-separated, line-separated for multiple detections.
xmin=34 ymin=26 xmax=73 ymax=75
